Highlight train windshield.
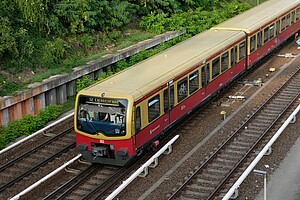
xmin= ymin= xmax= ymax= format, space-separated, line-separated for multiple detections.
xmin=76 ymin=95 xmax=127 ymax=136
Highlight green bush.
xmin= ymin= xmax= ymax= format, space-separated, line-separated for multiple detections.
xmin=76 ymin=75 xmax=93 ymax=92
xmin=0 ymin=104 xmax=62 ymax=150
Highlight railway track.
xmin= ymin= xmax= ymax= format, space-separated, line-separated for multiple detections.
xmin=0 ymin=127 xmax=75 ymax=198
xmin=168 ymin=67 xmax=300 ymax=200
xmin=43 ymin=163 xmax=123 ymax=200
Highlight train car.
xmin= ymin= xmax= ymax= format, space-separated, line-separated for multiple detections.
xmin=74 ymin=0 xmax=300 ymax=166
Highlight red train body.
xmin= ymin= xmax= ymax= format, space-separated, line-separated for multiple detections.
xmin=75 ymin=0 xmax=300 ymax=166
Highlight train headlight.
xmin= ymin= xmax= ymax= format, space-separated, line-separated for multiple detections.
xmin=115 ymin=129 xmax=120 ymax=134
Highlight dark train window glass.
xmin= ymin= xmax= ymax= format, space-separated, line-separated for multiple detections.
xmin=257 ymin=31 xmax=262 ymax=48
xmin=221 ymin=52 xmax=229 ymax=73
xmin=148 ymin=94 xmax=160 ymax=122
xmin=270 ymin=24 xmax=275 ymax=39
xmin=163 ymin=89 xmax=168 ymax=113
xmin=177 ymin=77 xmax=188 ymax=103
xmin=230 ymin=46 xmax=237 ymax=67
xmin=250 ymin=35 xmax=256 ymax=53
xmin=281 ymin=17 xmax=286 ymax=31
xmin=276 ymin=20 xmax=280 ymax=35
xmin=286 ymin=13 xmax=291 ymax=28
xmin=189 ymin=70 xmax=199 ymax=94
xmin=297 ymin=8 xmax=300 ymax=21
xmin=201 ymin=66 xmax=207 ymax=87
xmin=264 ymin=27 xmax=269 ymax=43
xmin=212 ymin=57 xmax=220 ymax=79
xmin=170 ymin=85 xmax=174 ymax=108
xmin=292 ymin=11 xmax=295 ymax=24
xmin=135 ymin=106 xmax=141 ymax=133
xmin=239 ymin=41 xmax=246 ymax=60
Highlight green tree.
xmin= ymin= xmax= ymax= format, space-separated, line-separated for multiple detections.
xmin=0 ymin=17 xmax=17 ymax=57
xmin=14 ymin=0 xmax=51 ymax=33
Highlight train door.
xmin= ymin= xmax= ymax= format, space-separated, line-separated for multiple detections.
xmin=230 ymin=45 xmax=239 ymax=77
xmin=201 ymin=64 xmax=210 ymax=97
xmin=163 ymin=83 xmax=174 ymax=125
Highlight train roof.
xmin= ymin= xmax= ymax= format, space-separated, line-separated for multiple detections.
xmin=213 ymin=0 xmax=300 ymax=34
xmin=83 ymin=29 xmax=243 ymax=100
xmin=80 ymin=0 xmax=299 ymax=101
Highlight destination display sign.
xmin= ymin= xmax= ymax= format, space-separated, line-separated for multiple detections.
xmin=86 ymin=97 xmax=119 ymax=106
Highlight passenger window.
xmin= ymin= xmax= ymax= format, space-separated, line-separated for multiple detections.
xmin=257 ymin=31 xmax=262 ymax=48
xmin=163 ymin=89 xmax=168 ymax=113
xmin=292 ymin=11 xmax=295 ymax=24
xmin=239 ymin=41 xmax=246 ymax=60
xmin=297 ymin=8 xmax=300 ymax=21
xmin=212 ymin=57 xmax=220 ymax=79
xmin=135 ymin=106 xmax=141 ymax=133
xmin=177 ymin=78 xmax=188 ymax=103
xmin=264 ymin=27 xmax=269 ymax=43
xmin=170 ymin=85 xmax=174 ymax=109
xmin=221 ymin=52 xmax=229 ymax=73
xmin=281 ymin=17 xmax=286 ymax=31
xmin=148 ymin=95 xmax=160 ymax=122
xmin=250 ymin=35 xmax=256 ymax=53
xmin=170 ymin=85 xmax=174 ymax=108
xmin=189 ymin=70 xmax=199 ymax=94
xmin=270 ymin=24 xmax=275 ymax=39
xmin=286 ymin=13 xmax=291 ymax=28
xmin=276 ymin=20 xmax=280 ymax=35
xmin=231 ymin=46 xmax=237 ymax=67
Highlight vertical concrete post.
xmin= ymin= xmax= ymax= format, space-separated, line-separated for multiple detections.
xmin=66 ymin=80 xmax=76 ymax=97
xmin=2 ymin=108 xmax=9 ymax=126
xmin=56 ymin=84 xmax=67 ymax=104
xmin=45 ymin=88 xmax=57 ymax=106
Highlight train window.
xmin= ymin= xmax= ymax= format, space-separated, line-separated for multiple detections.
xmin=221 ymin=52 xmax=229 ymax=73
xmin=264 ymin=27 xmax=269 ymax=43
xmin=189 ymin=70 xmax=199 ymax=94
xmin=230 ymin=46 xmax=237 ymax=67
xmin=170 ymin=86 xmax=174 ymax=108
xmin=292 ymin=11 xmax=295 ymax=24
xmin=269 ymin=24 xmax=275 ymax=39
xmin=286 ymin=13 xmax=291 ymax=28
xmin=201 ymin=65 xmax=209 ymax=87
xmin=297 ymin=8 xmax=300 ymax=21
xmin=239 ymin=41 xmax=246 ymax=60
xmin=281 ymin=16 xmax=286 ymax=31
xmin=257 ymin=31 xmax=262 ymax=49
xmin=250 ymin=35 xmax=256 ymax=53
xmin=148 ymin=94 xmax=160 ymax=122
xmin=163 ymin=89 xmax=168 ymax=113
xmin=135 ymin=106 xmax=141 ymax=133
xmin=177 ymin=77 xmax=188 ymax=103
xmin=163 ymin=86 xmax=174 ymax=113
xmin=276 ymin=20 xmax=280 ymax=36
xmin=212 ymin=57 xmax=220 ymax=79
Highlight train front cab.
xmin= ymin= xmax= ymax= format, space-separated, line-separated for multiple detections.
xmin=75 ymin=93 xmax=135 ymax=166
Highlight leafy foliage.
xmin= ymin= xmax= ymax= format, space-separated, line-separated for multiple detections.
xmin=141 ymin=1 xmax=251 ymax=35
xmin=76 ymin=75 xmax=93 ymax=92
xmin=0 ymin=0 xmax=253 ymax=97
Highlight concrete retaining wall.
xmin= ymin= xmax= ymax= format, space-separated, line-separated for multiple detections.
xmin=0 ymin=30 xmax=186 ymax=126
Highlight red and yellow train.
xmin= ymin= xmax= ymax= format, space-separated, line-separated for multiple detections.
xmin=74 ymin=0 xmax=300 ymax=166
